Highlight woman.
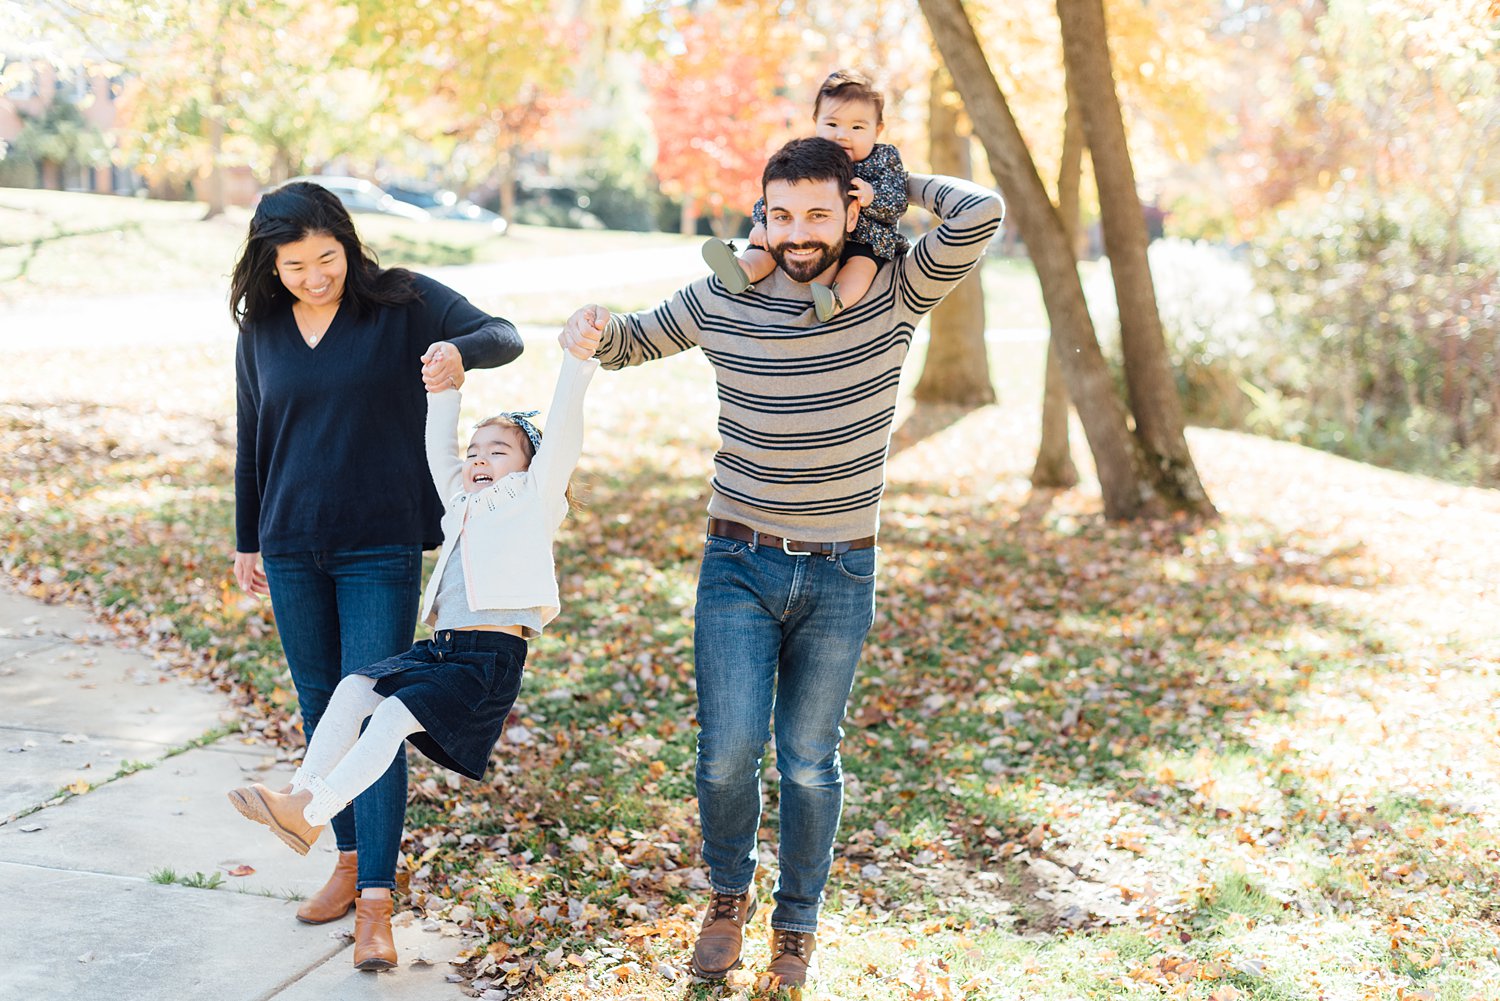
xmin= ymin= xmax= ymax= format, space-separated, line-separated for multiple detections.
xmin=229 ymin=181 xmax=522 ymax=969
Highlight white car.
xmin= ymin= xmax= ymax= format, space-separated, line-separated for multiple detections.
xmin=281 ymin=175 xmax=432 ymax=222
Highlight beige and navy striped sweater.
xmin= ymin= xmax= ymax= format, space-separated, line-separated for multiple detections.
xmin=597 ymin=174 xmax=1004 ymax=543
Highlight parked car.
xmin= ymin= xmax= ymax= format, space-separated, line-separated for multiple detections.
xmin=386 ymin=185 xmax=508 ymax=235
xmin=513 ymin=178 xmax=605 ymax=230
xmin=280 ymin=175 xmax=431 ymax=222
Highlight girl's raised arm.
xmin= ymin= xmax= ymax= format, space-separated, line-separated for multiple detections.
xmin=529 ymin=352 xmax=600 ymax=502
xmin=425 ymin=387 xmax=466 ymax=500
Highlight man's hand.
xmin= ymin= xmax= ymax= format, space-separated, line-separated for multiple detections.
xmin=850 ymin=178 xmax=874 ymax=208
xmin=233 ymin=551 xmax=270 ymax=596
xmin=747 ymin=223 xmax=769 ymax=250
xmin=421 ymin=342 xmax=464 ymax=392
xmin=561 ymin=305 xmax=608 ymax=359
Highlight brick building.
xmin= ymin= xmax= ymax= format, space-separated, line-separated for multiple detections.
xmin=1 ymin=61 xmax=139 ymax=193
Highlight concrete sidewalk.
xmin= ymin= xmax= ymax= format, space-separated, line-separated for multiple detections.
xmin=0 ymin=585 xmax=470 ymax=1000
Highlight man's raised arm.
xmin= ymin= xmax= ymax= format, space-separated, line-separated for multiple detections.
xmin=896 ymin=174 xmax=1005 ymax=316
xmin=568 ymin=281 xmax=712 ymax=372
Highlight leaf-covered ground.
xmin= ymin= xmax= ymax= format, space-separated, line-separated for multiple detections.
xmin=3 ymin=332 xmax=1498 ymax=1001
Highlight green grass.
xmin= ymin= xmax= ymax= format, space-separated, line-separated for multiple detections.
xmin=148 ymin=867 xmax=225 ymax=890
xmin=179 ymin=870 xmax=226 ymax=889
xmin=113 ymin=758 xmax=153 ymax=778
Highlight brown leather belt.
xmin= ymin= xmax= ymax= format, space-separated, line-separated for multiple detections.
xmin=707 ymin=518 xmax=875 ymax=556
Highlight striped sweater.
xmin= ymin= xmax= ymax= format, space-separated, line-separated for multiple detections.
xmin=596 ymin=173 xmax=1004 ymax=542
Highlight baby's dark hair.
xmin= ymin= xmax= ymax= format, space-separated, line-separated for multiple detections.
xmin=472 ymin=416 xmax=581 ymax=511
xmin=814 ymin=69 xmax=884 ymax=126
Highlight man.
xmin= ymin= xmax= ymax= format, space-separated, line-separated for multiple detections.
xmin=561 ymin=137 xmax=1003 ymax=988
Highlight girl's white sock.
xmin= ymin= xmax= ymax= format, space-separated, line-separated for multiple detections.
xmin=300 ymin=774 xmax=348 ymax=828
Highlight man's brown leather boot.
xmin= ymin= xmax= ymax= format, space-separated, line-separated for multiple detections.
xmin=766 ymin=928 xmax=816 ymax=989
xmin=297 ymin=851 xmax=357 ymax=924
xmin=353 ymin=896 xmax=397 ymax=971
xmin=689 ymin=891 xmax=758 ymax=980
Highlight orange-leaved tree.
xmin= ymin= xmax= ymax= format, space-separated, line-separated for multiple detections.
xmin=644 ymin=9 xmax=799 ymax=237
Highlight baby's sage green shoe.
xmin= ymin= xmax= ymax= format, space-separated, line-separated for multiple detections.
xmin=810 ymin=282 xmax=844 ymax=322
xmin=702 ymin=238 xmax=754 ymax=294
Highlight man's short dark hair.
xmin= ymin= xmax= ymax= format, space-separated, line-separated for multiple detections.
xmin=761 ymin=137 xmax=855 ymax=206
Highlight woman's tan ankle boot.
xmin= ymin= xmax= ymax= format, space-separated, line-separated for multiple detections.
xmin=297 ymin=852 xmax=357 ymax=924
xmin=353 ymin=897 xmax=397 ymax=970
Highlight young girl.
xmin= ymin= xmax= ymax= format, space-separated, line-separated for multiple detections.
xmin=702 ymin=69 xmax=909 ymax=322
xmin=229 ymin=335 xmax=599 ymax=970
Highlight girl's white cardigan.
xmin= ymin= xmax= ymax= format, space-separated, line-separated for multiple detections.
xmin=419 ymin=353 xmax=599 ymax=629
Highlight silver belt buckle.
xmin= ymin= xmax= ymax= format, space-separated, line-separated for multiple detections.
xmin=782 ymin=537 xmax=813 ymax=556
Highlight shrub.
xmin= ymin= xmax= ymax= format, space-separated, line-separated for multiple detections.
xmin=1252 ymin=185 xmax=1499 ymax=485
xmin=1149 ymin=239 xmax=1277 ymax=428
xmin=6 ymin=100 xmax=109 ymax=177
xmin=1083 ymin=239 xmax=1277 ymax=429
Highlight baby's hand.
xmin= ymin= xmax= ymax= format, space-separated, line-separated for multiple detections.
xmin=850 ymin=178 xmax=874 ymax=208
xmin=748 ymin=223 xmax=768 ymax=250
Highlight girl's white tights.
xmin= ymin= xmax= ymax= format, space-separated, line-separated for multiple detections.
xmin=290 ymin=675 xmax=423 ymax=827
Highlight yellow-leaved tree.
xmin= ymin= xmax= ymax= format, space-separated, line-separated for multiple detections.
xmin=347 ymin=0 xmax=580 ymax=220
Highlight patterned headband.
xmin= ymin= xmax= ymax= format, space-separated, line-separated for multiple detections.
xmin=481 ymin=410 xmax=542 ymax=455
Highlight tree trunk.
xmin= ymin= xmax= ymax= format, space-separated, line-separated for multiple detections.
xmin=918 ymin=0 xmax=1157 ymax=519
xmin=1056 ymin=0 xmax=1214 ymax=515
xmin=679 ymin=200 xmax=698 ymax=237
xmin=498 ymin=143 xmax=520 ymax=224
xmin=915 ymin=65 xmax=994 ymax=406
xmin=203 ymin=111 xmax=225 ymax=219
xmin=202 ymin=9 xmax=228 ymax=221
xmin=1032 ymin=71 xmax=1086 ymax=489
xmin=1033 ymin=342 xmax=1080 ymax=487
xmin=709 ymin=215 xmax=737 ymax=240
xmin=1057 ymin=77 xmax=1086 ymax=261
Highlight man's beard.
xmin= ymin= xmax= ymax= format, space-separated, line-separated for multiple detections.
xmin=769 ymin=236 xmax=843 ymax=283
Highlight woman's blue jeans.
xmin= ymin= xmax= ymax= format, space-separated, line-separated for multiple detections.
xmin=262 ymin=544 xmax=422 ymax=891
xmin=693 ymin=533 xmax=877 ymax=933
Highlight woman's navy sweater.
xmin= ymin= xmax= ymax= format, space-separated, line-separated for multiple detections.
xmin=235 ymin=274 xmax=523 ymax=555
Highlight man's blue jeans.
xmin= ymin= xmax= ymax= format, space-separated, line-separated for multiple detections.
xmin=693 ymin=533 xmax=877 ymax=933
xmin=262 ymin=544 xmax=422 ymax=891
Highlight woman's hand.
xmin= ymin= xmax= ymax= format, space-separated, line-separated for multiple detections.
xmin=233 ymin=551 xmax=270 ymax=596
xmin=850 ymin=178 xmax=875 ymax=208
xmin=421 ymin=341 xmax=465 ymax=392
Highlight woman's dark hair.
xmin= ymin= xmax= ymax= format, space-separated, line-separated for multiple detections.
xmin=229 ymin=181 xmax=417 ymax=333
xmin=761 ymin=137 xmax=856 ymax=205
